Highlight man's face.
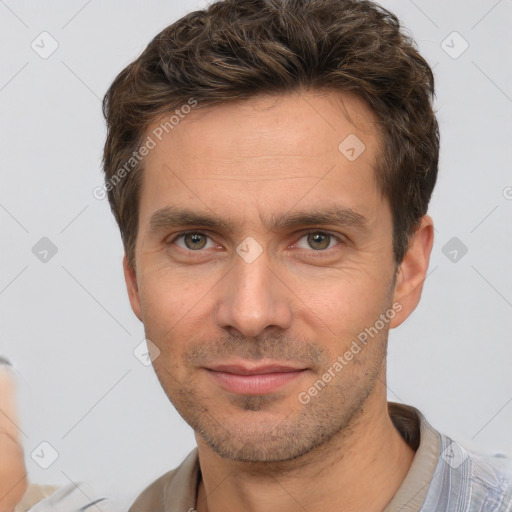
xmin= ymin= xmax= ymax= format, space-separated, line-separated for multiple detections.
xmin=127 ymin=91 xmax=401 ymax=462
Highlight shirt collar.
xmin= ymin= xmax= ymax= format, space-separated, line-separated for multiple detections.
xmin=383 ymin=403 xmax=441 ymax=511
xmin=148 ymin=402 xmax=441 ymax=512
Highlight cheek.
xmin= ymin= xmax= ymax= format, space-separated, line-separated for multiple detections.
xmin=296 ymin=275 xmax=393 ymax=359
xmin=138 ymin=276 xmax=184 ymax=343
xmin=138 ymin=269 xmax=215 ymax=353
xmin=139 ymin=260 xmax=199 ymax=314
xmin=297 ymin=268 xmax=387 ymax=322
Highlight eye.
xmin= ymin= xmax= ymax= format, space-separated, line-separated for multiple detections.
xmin=173 ymin=232 xmax=215 ymax=251
xmin=169 ymin=230 xmax=343 ymax=254
xmin=295 ymin=231 xmax=342 ymax=251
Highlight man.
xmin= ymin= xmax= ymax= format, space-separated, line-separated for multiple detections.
xmin=100 ymin=0 xmax=512 ymax=511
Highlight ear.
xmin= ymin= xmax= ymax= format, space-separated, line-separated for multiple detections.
xmin=123 ymin=254 xmax=143 ymax=322
xmin=390 ymin=215 xmax=434 ymax=329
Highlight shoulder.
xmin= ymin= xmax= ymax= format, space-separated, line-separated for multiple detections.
xmin=424 ymin=435 xmax=512 ymax=511
xmin=128 ymin=468 xmax=180 ymax=512
xmin=467 ymin=449 xmax=512 ymax=509
xmin=15 ymin=484 xmax=60 ymax=511
xmin=129 ymin=448 xmax=200 ymax=512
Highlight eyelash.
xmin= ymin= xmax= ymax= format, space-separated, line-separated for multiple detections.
xmin=168 ymin=230 xmax=344 ymax=256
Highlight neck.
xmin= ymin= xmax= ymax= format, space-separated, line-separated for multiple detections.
xmin=195 ymin=382 xmax=416 ymax=512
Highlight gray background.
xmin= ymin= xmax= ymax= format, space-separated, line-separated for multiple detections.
xmin=1 ymin=0 xmax=511 ymax=507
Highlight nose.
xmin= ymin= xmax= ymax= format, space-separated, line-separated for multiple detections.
xmin=214 ymin=250 xmax=293 ymax=338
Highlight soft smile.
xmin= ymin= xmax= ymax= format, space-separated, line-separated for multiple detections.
xmin=205 ymin=363 xmax=309 ymax=395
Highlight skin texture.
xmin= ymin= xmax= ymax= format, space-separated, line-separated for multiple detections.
xmin=124 ymin=90 xmax=434 ymax=512
xmin=0 ymin=365 xmax=27 ymax=512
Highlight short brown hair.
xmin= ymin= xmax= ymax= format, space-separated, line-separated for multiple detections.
xmin=102 ymin=0 xmax=439 ymax=271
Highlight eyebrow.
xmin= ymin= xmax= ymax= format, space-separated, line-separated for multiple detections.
xmin=147 ymin=205 xmax=369 ymax=235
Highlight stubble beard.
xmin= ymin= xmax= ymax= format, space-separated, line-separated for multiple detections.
xmin=154 ymin=334 xmax=388 ymax=464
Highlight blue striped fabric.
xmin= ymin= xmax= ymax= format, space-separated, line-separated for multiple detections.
xmin=421 ymin=435 xmax=512 ymax=511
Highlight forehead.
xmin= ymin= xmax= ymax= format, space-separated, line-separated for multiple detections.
xmin=137 ymin=90 xmax=385 ymax=231
xmin=146 ymin=90 xmax=380 ymax=163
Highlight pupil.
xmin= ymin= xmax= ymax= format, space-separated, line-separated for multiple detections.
xmin=187 ymin=233 xmax=206 ymax=249
xmin=309 ymin=232 xmax=329 ymax=250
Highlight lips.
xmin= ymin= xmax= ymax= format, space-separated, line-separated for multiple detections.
xmin=208 ymin=364 xmax=305 ymax=375
xmin=205 ymin=362 xmax=308 ymax=395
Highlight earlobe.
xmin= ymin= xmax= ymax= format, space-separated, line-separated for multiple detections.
xmin=390 ymin=215 xmax=434 ymax=329
xmin=123 ymin=255 xmax=143 ymax=322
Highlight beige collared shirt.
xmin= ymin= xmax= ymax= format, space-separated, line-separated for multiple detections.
xmin=128 ymin=402 xmax=442 ymax=512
